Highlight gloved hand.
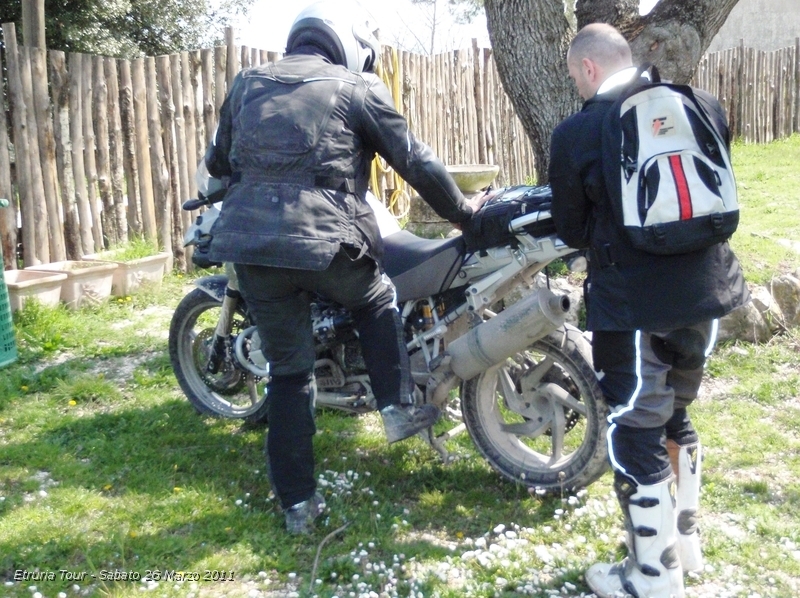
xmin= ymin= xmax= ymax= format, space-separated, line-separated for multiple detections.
xmin=453 ymin=188 xmax=497 ymax=230
xmin=467 ymin=187 xmax=497 ymax=214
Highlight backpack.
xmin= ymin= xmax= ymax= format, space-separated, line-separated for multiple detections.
xmin=602 ymin=65 xmax=739 ymax=255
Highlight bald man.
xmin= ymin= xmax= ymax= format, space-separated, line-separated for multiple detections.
xmin=549 ymin=23 xmax=749 ymax=598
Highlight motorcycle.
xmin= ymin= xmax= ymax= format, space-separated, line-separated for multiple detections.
xmin=168 ymin=172 xmax=609 ymax=493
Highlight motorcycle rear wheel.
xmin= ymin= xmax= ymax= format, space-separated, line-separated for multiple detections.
xmin=461 ymin=324 xmax=608 ymax=494
xmin=169 ymin=288 xmax=270 ymax=424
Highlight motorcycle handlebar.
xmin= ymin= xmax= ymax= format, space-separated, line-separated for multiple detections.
xmin=182 ymin=198 xmax=207 ymax=211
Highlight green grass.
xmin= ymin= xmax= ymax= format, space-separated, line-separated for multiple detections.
xmin=1 ymin=139 xmax=800 ymax=597
xmin=730 ymin=135 xmax=800 ymax=284
xmin=101 ymin=237 xmax=162 ymax=262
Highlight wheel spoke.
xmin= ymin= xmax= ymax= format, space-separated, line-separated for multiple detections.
xmin=544 ymin=383 xmax=587 ymax=416
xmin=497 ymin=367 xmax=527 ymax=413
xmin=548 ymin=402 xmax=567 ymax=465
xmin=500 ymin=420 xmax=550 ymax=436
xmin=522 ymin=355 xmax=555 ymax=388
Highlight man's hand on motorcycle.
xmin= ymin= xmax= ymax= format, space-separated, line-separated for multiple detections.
xmin=468 ymin=188 xmax=497 ymax=213
xmin=453 ymin=188 xmax=497 ymax=230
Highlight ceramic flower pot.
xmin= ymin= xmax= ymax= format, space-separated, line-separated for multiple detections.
xmin=82 ymin=251 xmax=170 ymax=296
xmin=4 ymin=269 xmax=68 ymax=311
xmin=25 ymin=261 xmax=118 ymax=310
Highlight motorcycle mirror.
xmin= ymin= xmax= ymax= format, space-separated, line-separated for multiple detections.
xmin=182 ymin=198 xmax=207 ymax=211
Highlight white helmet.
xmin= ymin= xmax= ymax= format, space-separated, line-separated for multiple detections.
xmin=286 ymin=1 xmax=380 ymax=73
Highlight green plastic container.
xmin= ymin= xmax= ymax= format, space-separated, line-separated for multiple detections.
xmin=0 ymin=198 xmax=17 ymax=368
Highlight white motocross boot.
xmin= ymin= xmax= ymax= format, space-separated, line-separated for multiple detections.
xmin=586 ymin=476 xmax=685 ymax=598
xmin=668 ymin=440 xmax=703 ymax=572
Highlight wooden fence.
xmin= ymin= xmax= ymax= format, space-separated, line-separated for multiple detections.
xmin=0 ymin=24 xmax=537 ymax=270
xmin=691 ymin=39 xmax=800 ymax=143
xmin=1 ymin=25 xmax=799 ymax=271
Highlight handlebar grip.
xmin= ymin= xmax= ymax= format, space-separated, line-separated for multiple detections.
xmin=182 ymin=198 xmax=207 ymax=211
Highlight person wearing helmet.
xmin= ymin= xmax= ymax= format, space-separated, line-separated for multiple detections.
xmin=205 ymin=0 xmax=488 ymax=535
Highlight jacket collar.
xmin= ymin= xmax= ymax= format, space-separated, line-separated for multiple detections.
xmin=583 ymin=66 xmax=651 ymax=107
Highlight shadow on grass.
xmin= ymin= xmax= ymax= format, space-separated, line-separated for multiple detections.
xmin=0 ymin=395 xmax=578 ymax=596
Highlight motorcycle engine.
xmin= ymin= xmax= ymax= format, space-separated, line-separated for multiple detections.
xmin=311 ymin=302 xmax=353 ymax=344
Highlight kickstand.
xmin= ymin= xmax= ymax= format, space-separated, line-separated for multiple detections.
xmin=420 ymin=423 xmax=467 ymax=464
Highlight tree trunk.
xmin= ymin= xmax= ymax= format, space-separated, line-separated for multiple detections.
xmin=483 ymin=0 xmax=576 ymax=182
xmin=483 ymin=0 xmax=741 ymax=182
xmin=627 ymin=0 xmax=741 ymax=84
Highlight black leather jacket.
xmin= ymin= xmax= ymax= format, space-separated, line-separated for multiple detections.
xmin=206 ymin=48 xmax=472 ymax=270
xmin=549 ymin=80 xmax=749 ymax=331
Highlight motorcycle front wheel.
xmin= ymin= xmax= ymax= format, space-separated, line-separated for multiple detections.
xmin=461 ymin=324 xmax=609 ymax=494
xmin=169 ymin=288 xmax=270 ymax=424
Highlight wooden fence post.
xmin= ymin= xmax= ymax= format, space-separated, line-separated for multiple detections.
xmin=4 ymin=23 xmax=40 ymax=266
xmin=132 ymin=58 xmax=158 ymax=241
xmin=214 ymin=46 xmax=227 ymax=119
xmin=180 ymin=51 xmax=199 ymax=194
xmin=18 ymin=47 xmax=50 ymax=261
xmin=484 ymin=49 xmax=496 ymax=168
xmin=167 ymin=54 xmax=190 ymax=270
xmin=225 ymin=27 xmax=238 ymax=88
xmin=93 ymin=55 xmax=117 ymax=247
xmin=105 ymin=57 xmax=129 ymax=243
xmin=68 ymin=53 xmax=95 ymax=255
xmin=0 ymin=42 xmax=17 ymax=269
xmin=31 ymin=47 xmax=66 ymax=262
xmin=201 ymin=49 xmax=216 ymax=146
xmin=118 ymin=59 xmax=142 ymax=238
xmin=188 ymin=50 xmax=205 ymax=166
xmin=81 ymin=53 xmax=103 ymax=251
xmin=49 ymin=51 xmax=81 ymax=260
xmin=473 ymin=39 xmax=486 ymax=165
xmin=146 ymin=57 xmax=172 ymax=259
xmin=795 ymin=37 xmax=800 ymax=133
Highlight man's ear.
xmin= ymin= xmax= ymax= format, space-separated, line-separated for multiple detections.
xmin=581 ymin=57 xmax=597 ymax=82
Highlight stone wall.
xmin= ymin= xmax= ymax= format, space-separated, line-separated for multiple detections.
xmin=708 ymin=0 xmax=800 ymax=52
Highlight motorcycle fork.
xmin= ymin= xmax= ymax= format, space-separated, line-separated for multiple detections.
xmin=206 ymin=289 xmax=239 ymax=374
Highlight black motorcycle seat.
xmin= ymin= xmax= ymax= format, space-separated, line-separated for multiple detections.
xmin=381 ymin=231 xmax=466 ymax=303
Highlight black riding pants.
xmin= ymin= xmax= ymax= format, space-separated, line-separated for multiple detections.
xmin=234 ymin=248 xmax=413 ymax=507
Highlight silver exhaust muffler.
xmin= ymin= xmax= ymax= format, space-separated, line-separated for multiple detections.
xmin=446 ymin=287 xmax=570 ymax=380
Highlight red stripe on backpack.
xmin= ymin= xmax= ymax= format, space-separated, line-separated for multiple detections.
xmin=668 ymin=155 xmax=693 ymax=220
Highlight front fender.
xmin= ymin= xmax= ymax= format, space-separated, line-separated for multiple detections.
xmin=194 ymin=274 xmax=229 ymax=302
